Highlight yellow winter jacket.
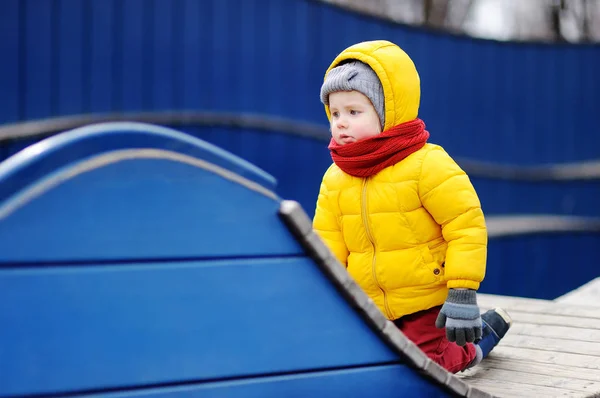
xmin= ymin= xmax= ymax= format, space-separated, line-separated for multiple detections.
xmin=313 ymin=40 xmax=487 ymax=320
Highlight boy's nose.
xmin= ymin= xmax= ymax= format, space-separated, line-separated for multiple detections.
xmin=336 ymin=118 xmax=347 ymax=129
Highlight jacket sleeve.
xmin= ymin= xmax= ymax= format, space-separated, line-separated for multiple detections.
xmin=312 ymin=178 xmax=349 ymax=267
xmin=418 ymin=147 xmax=487 ymax=290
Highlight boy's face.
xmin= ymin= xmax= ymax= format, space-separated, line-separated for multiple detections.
xmin=329 ymin=90 xmax=382 ymax=145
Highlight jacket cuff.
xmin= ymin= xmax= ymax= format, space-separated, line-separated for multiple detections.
xmin=447 ymin=279 xmax=480 ymax=290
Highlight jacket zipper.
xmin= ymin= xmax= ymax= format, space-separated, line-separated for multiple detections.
xmin=361 ymin=178 xmax=393 ymax=319
xmin=430 ymin=240 xmax=445 ymax=250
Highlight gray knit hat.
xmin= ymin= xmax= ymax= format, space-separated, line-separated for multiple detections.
xmin=320 ymin=61 xmax=385 ymax=128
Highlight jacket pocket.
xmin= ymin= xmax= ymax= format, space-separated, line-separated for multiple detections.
xmin=420 ymin=241 xmax=446 ymax=280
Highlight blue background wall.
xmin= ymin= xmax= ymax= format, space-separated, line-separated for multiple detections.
xmin=1 ymin=0 xmax=599 ymax=299
xmin=1 ymin=0 xmax=599 ymax=163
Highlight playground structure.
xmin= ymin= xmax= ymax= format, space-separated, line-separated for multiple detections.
xmin=2 ymin=0 xmax=599 ymax=395
xmin=0 ymin=122 xmax=485 ymax=397
xmin=1 ymin=122 xmax=598 ymax=397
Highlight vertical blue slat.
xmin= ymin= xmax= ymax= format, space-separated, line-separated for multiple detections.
xmin=121 ymin=0 xmax=145 ymax=111
xmin=89 ymin=0 xmax=114 ymax=113
xmin=501 ymin=46 xmax=516 ymax=163
xmin=180 ymin=0 xmax=199 ymax=110
xmin=141 ymin=0 xmax=155 ymax=110
xmin=432 ymin=33 xmax=457 ymax=150
xmin=23 ymin=0 xmax=53 ymax=120
xmin=0 ymin=0 xmax=20 ymax=123
xmin=224 ymin=0 xmax=243 ymax=112
xmin=552 ymin=45 xmax=566 ymax=162
xmin=239 ymin=0 xmax=259 ymax=112
xmin=292 ymin=0 xmax=312 ymax=120
xmin=537 ymin=43 xmax=553 ymax=218
xmin=152 ymin=0 xmax=174 ymax=110
xmin=529 ymin=45 xmax=545 ymax=164
xmin=488 ymin=42 xmax=504 ymax=162
xmin=465 ymin=40 xmax=483 ymax=154
xmin=561 ymin=46 xmax=578 ymax=161
xmin=210 ymin=0 xmax=234 ymax=111
xmin=575 ymin=48 xmax=590 ymax=159
xmin=171 ymin=0 xmax=183 ymax=110
xmin=583 ymin=46 xmax=600 ymax=159
xmin=546 ymin=46 xmax=562 ymax=164
xmin=521 ymin=46 xmax=539 ymax=162
xmin=288 ymin=0 xmax=323 ymax=121
xmin=112 ymin=0 xmax=123 ymax=111
xmin=273 ymin=0 xmax=299 ymax=117
xmin=316 ymin=2 xmax=335 ymax=77
xmin=264 ymin=0 xmax=285 ymax=115
xmin=57 ymin=0 xmax=84 ymax=116
xmin=305 ymin=0 xmax=327 ymax=123
xmin=181 ymin=0 xmax=203 ymax=109
xmin=250 ymin=0 xmax=274 ymax=115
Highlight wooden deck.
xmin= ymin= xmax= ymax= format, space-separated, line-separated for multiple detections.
xmin=458 ymin=278 xmax=600 ymax=397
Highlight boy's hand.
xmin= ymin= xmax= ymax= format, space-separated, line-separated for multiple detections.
xmin=435 ymin=288 xmax=482 ymax=346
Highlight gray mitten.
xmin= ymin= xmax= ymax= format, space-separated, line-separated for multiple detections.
xmin=435 ymin=288 xmax=482 ymax=346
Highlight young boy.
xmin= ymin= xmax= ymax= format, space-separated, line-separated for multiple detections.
xmin=313 ymin=40 xmax=511 ymax=373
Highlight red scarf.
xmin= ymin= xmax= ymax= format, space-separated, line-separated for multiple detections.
xmin=328 ymin=118 xmax=430 ymax=177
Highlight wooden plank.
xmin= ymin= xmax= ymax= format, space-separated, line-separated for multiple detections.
xmin=478 ymin=307 xmax=600 ymax=330
xmin=500 ymin=334 xmax=600 ymax=357
xmin=461 ymin=367 xmax=599 ymax=394
xmin=478 ymin=294 xmax=600 ymax=319
xmin=461 ymin=377 xmax=586 ymax=398
xmin=468 ymin=357 xmax=600 ymax=383
xmin=466 ymin=293 xmax=600 ymax=397
xmin=489 ymin=346 xmax=600 ymax=369
xmin=555 ymin=278 xmax=600 ymax=307
xmin=506 ymin=323 xmax=600 ymax=343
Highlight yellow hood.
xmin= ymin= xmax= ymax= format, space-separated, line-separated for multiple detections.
xmin=323 ymin=40 xmax=421 ymax=131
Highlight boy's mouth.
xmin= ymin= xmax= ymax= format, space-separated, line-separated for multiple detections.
xmin=340 ymin=136 xmax=356 ymax=145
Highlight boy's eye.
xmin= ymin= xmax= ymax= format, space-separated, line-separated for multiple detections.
xmin=332 ymin=111 xmax=339 ymax=117
xmin=350 ymin=110 xmax=359 ymax=115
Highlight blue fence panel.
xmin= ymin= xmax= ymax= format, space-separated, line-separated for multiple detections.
xmin=57 ymin=0 xmax=86 ymax=116
xmin=1 ymin=0 xmax=598 ymax=163
xmin=22 ymin=0 xmax=55 ymax=120
xmin=485 ymin=234 xmax=600 ymax=300
xmin=88 ymin=0 xmax=116 ymax=113
xmin=470 ymin=178 xmax=600 ymax=217
xmin=121 ymin=0 xmax=146 ymax=110
xmin=0 ymin=1 xmax=20 ymax=123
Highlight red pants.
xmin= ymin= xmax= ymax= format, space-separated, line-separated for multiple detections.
xmin=393 ymin=306 xmax=477 ymax=373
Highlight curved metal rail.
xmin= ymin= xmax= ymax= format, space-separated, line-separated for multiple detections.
xmin=1 ymin=111 xmax=599 ymax=181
